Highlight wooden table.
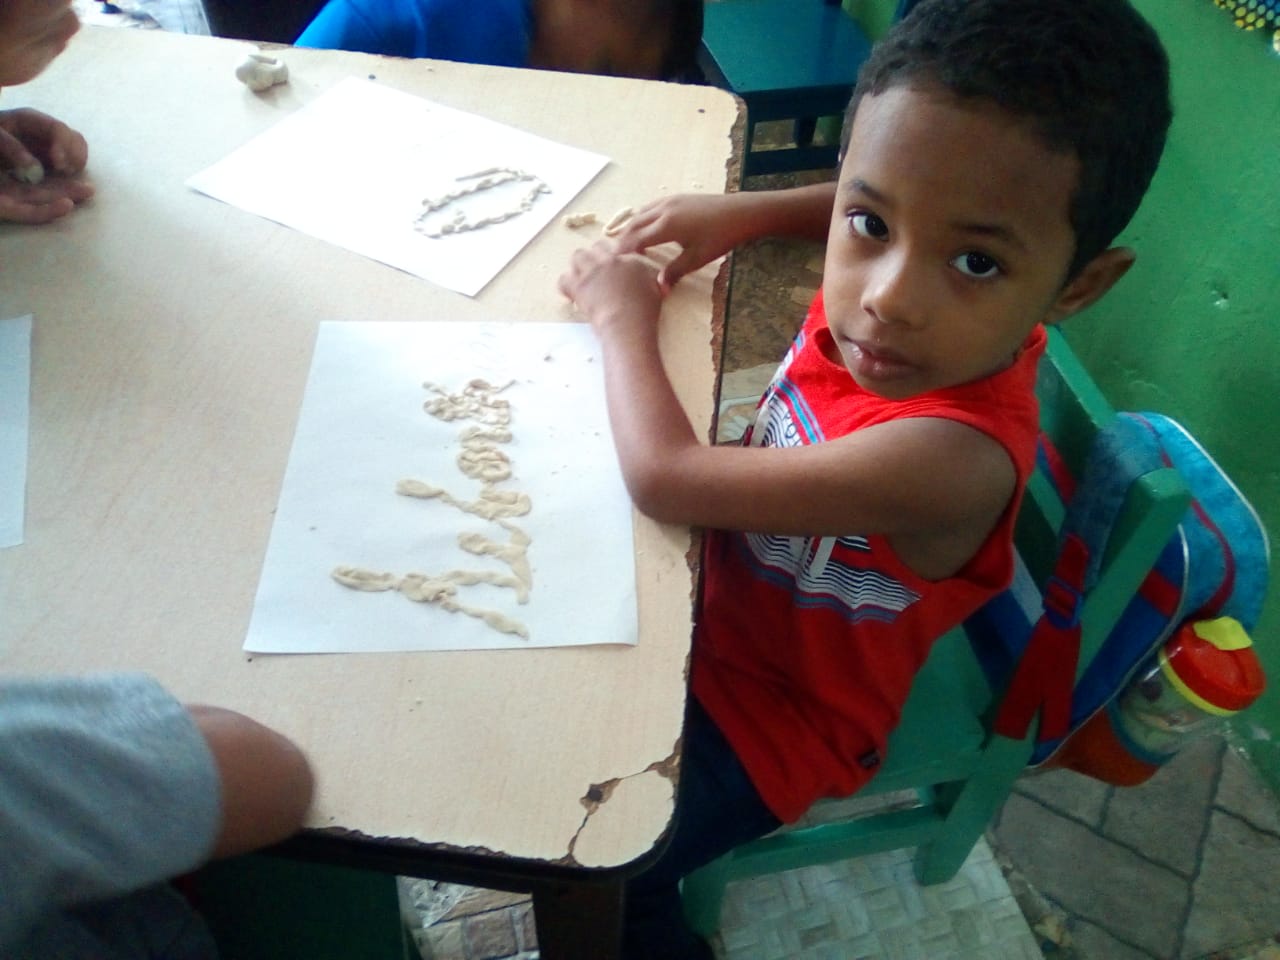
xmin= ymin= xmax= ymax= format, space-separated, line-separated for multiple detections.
xmin=0 ymin=26 xmax=740 ymax=958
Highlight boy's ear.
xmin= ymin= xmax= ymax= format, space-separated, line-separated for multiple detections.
xmin=1045 ymin=247 xmax=1135 ymax=324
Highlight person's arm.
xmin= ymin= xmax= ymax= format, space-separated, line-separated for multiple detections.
xmin=0 ymin=107 xmax=93 ymax=224
xmin=0 ymin=674 xmax=313 ymax=949
xmin=558 ymin=243 xmax=1015 ymax=557
xmin=295 ymin=0 xmax=388 ymax=55
xmin=609 ymin=182 xmax=837 ymax=290
xmin=188 ymin=704 xmax=314 ymax=859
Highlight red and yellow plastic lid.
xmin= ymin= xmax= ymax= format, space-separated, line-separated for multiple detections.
xmin=1159 ymin=617 xmax=1266 ymax=716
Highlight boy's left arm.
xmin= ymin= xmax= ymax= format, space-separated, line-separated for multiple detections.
xmin=559 ymin=243 xmax=1017 ymax=556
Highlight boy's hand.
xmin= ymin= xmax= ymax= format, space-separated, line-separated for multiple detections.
xmin=610 ymin=194 xmax=745 ymax=291
xmin=558 ymin=240 xmax=664 ymax=337
xmin=0 ymin=107 xmax=93 ymax=224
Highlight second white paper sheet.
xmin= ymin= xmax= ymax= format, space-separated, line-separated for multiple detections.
xmin=0 ymin=315 xmax=32 ymax=549
xmin=186 ymin=78 xmax=609 ymax=297
xmin=245 ymin=320 xmax=636 ymax=654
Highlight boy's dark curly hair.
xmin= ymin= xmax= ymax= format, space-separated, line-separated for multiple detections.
xmin=842 ymin=0 xmax=1172 ymax=278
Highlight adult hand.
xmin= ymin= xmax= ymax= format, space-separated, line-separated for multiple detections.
xmin=0 ymin=107 xmax=93 ymax=223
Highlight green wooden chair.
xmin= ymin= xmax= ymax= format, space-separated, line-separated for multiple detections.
xmin=681 ymin=327 xmax=1193 ymax=937
xmin=190 ymin=854 xmax=412 ymax=960
xmin=699 ymin=0 xmax=919 ymax=177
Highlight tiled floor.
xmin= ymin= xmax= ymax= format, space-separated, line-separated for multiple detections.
xmin=78 ymin=7 xmax=1280 ymax=952
xmin=402 ymin=837 xmax=1041 ymax=960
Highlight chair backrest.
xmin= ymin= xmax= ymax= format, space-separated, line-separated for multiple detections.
xmin=877 ymin=326 xmax=1192 ymax=793
xmin=1009 ymin=328 xmax=1190 ymax=687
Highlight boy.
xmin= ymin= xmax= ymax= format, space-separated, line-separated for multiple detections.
xmin=558 ymin=0 xmax=1172 ymax=957
xmin=296 ymin=0 xmax=703 ymax=81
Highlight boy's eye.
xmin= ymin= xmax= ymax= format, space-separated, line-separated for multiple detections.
xmin=848 ymin=212 xmax=889 ymax=240
xmin=951 ymin=251 xmax=1001 ymax=279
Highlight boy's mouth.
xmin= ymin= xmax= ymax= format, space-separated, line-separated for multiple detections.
xmin=847 ymin=339 xmax=918 ymax=381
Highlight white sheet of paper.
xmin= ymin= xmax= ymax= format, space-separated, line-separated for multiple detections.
xmin=186 ymin=78 xmax=609 ymax=296
xmin=0 ymin=315 xmax=32 ymax=549
xmin=244 ymin=320 xmax=637 ymax=654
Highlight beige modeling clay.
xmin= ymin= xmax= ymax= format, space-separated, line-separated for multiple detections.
xmin=331 ymin=567 xmax=399 ymax=591
xmin=396 ymin=479 xmax=531 ymax=520
xmin=9 ymin=161 xmax=43 ymax=185
xmin=415 ymin=167 xmax=551 ymax=238
xmin=457 ymin=521 xmax=532 ymax=598
xmin=422 ymin=379 xmax=512 ymax=425
xmin=235 ymin=51 xmax=289 ymax=92
xmin=334 ymin=377 xmax=535 ymax=640
xmin=603 ymin=206 xmax=635 ymax=236
xmin=331 ymin=566 xmax=530 ymax=637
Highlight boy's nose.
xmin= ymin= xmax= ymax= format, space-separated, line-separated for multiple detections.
xmin=861 ymin=251 xmax=929 ymax=330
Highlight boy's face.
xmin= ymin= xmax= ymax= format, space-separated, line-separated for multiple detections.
xmin=0 ymin=0 xmax=80 ymax=87
xmin=822 ymin=85 xmax=1083 ymax=400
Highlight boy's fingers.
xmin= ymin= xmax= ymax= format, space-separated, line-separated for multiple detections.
xmin=657 ymin=249 xmax=702 ymax=290
xmin=0 ymin=177 xmax=94 ymax=223
xmin=0 ymin=193 xmax=75 ymax=224
xmin=0 ymin=126 xmax=41 ymax=180
xmin=5 ymin=177 xmax=93 ymax=202
xmin=610 ymin=207 xmax=664 ymax=253
xmin=557 ymin=268 xmax=575 ymax=300
xmin=48 ymin=127 xmax=89 ymax=174
xmin=1 ymin=109 xmax=90 ymax=175
xmin=61 ymin=178 xmax=94 ymax=202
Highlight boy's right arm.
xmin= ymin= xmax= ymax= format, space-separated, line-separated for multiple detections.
xmin=610 ymin=181 xmax=836 ymax=289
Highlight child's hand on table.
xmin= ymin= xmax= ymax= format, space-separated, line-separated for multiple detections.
xmin=609 ymin=193 xmax=764 ymax=291
xmin=559 ymin=240 xmax=665 ymax=342
xmin=0 ymin=107 xmax=93 ymax=223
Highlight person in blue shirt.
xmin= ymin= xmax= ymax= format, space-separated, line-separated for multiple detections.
xmin=296 ymin=0 xmax=702 ymax=80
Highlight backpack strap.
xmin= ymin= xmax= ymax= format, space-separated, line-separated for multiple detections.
xmin=993 ymin=532 xmax=1086 ymax=741
xmin=993 ymin=418 xmax=1159 ymax=743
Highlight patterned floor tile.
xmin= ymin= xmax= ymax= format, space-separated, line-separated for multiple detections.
xmin=714 ymin=840 xmax=1042 ymax=960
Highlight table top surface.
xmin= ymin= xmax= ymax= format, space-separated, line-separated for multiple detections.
xmin=0 ymin=26 xmax=740 ymax=872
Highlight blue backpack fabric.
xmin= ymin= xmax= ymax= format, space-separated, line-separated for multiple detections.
xmin=970 ymin=411 xmax=1270 ymax=767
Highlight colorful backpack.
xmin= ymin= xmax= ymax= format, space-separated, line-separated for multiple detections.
xmin=968 ymin=411 xmax=1270 ymax=783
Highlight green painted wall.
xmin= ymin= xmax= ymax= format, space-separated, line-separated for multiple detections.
xmin=1067 ymin=1 xmax=1280 ymax=792
xmin=847 ymin=0 xmax=901 ymax=39
xmin=849 ymin=0 xmax=1280 ymax=789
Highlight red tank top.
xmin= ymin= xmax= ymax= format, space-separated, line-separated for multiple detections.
xmin=692 ymin=290 xmax=1046 ymax=821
